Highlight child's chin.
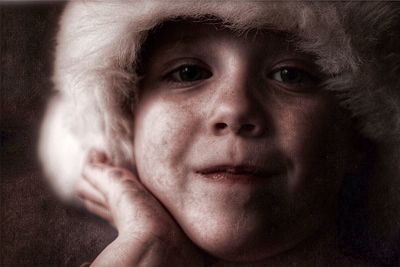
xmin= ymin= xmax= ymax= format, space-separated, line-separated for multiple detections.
xmin=179 ymin=206 xmax=324 ymax=263
xmin=183 ymin=218 xmax=301 ymax=262
xmin=194 ymin=233 xmax=294 ymax=263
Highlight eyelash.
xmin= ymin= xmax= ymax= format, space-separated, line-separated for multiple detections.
xmin=162 ymin=64 xmax=320 ymax=92
xmin=163 ymin=64 xmax=212 ymax=84
xmin=268 ymin=67 xmax=321 ymax=91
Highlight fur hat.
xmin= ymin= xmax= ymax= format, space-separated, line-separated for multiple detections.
xmin=39 ymin=0 xmax=400 ymax=262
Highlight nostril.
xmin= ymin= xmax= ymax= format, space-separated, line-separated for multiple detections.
xmin=215 ymin=122 xmax=228 ymax=130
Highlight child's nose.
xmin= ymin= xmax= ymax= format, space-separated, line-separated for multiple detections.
xmin=208 ymin=82 xmax=267 ymax=138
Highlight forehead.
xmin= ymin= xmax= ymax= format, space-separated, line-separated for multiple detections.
xmin=143 ymin=20 xmax=294 ymax=50
xmin=138 ymin=20 xmax=316 ymax=72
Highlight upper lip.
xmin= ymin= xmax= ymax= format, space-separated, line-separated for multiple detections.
xmin=196 ymin=164 xmax=280 ymax=177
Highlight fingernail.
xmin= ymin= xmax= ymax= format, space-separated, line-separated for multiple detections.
xmin=89 ymin=149 xmax=108 ymax=164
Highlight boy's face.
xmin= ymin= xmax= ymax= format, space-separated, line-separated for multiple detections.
xmin=134 ymin=22 xmax=355 ymax=261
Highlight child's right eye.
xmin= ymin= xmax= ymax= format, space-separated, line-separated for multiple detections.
xmin=165 ymin=65 xmax=212 ymax=83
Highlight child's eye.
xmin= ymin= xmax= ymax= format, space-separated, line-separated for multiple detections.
xmin=166 ymin=65 xmax=212 ymax=83
xmin=268 ymin=67 xmax=320 ymax=92
xmin=270 ymin=67 xmax=315 ymax=84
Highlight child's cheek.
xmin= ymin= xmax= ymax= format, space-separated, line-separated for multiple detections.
xmin=133 ymin=98 xmax=201 ymax=198
xmin=271 ymin=94 xmax=349 ymax=198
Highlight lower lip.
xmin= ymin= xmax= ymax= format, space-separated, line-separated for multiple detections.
xmin=199 ymin=172 xmax=272 ymax=184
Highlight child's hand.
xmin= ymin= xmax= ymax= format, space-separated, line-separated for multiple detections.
xmin=77 ymin=150 xmax=206 ymax=266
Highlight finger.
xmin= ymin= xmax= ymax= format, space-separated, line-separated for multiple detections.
xmin=76 ymin=178 xmax=107 ymax=206
xmin=82 ymin=162 xmax=142 ymax=199
xmin=84 ymin=150 xmax=143 ymax=193
xmin=88 ymin=149 xmax=108 ymax=164
xmin=82 ymin=198 xmax=114 ymax=225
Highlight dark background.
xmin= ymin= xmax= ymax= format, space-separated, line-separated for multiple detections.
xmin=1 ymin=2 xmax=115 ymax=266
xmin=1 ymin=2 xmax=399 ymax=267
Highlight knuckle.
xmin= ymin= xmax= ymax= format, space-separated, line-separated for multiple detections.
xmin=111 ymin=187 xmax=148 ymax=208
xmin=81 ymin=164 xmax=90 ymax=178
xmin=76 ymin=180 xmax=86 ymax=196
xmin=107 ymin=168 xmax=124 ymax=178
xmin=106 ymin=167 xmax=131 ymax=180
xmin=106 ymin=167 xmax=137 ymax=186
xmin=83 ymin=199 xmax=95 ymax=212
xmin=76 ymin=187 xmax=84 ymax=198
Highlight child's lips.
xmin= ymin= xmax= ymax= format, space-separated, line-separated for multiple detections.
xmin=196 ymin=165 xmax=281 ymax=183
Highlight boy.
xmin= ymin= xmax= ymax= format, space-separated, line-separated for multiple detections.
xmin=40 ymin=1 xmax=400 ymax=266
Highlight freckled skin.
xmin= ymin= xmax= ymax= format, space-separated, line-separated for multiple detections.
xmin=133 ymin=22 xmax=356 ymax=261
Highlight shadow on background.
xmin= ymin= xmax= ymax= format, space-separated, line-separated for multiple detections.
xmin=1 ymin=3 xmax=116 ymax=266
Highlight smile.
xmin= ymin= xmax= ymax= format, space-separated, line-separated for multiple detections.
xmin=196 ymin=165 xmax=280 ymax=183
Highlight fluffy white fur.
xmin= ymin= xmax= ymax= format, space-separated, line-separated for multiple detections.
xmin=39 ymin=0 xmax=400 ymax=258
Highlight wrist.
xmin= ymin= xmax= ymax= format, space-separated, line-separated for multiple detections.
xmin=116 ymin=230 xmax=205 ymax=267
xmin=118 ymin=219 xmax=181 ymax=247
xmin=91 ymin=234 xmax=170 ymax=267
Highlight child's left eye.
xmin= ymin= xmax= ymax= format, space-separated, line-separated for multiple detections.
xmin=166 ymin=65 xmax=212 ymax=83
xmin=268 ymin=67 xmax=320 ymax=92
xmin=269 ymin=67 xmax=316 ymax=84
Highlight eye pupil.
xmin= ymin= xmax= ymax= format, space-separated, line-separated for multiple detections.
xmin=280 ymin=68 xmax=302 ymax=83
xmin=166 ymin=64 xmax=212 ymax=85
xmin=269 ymin=66 xmax=320 ymax=92
xmin=180 ymin=66 xmax=202 ymax=81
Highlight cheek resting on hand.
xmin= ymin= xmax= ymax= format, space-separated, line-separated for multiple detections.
xmin=79 ymin=150 xmax=181 ymax=240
